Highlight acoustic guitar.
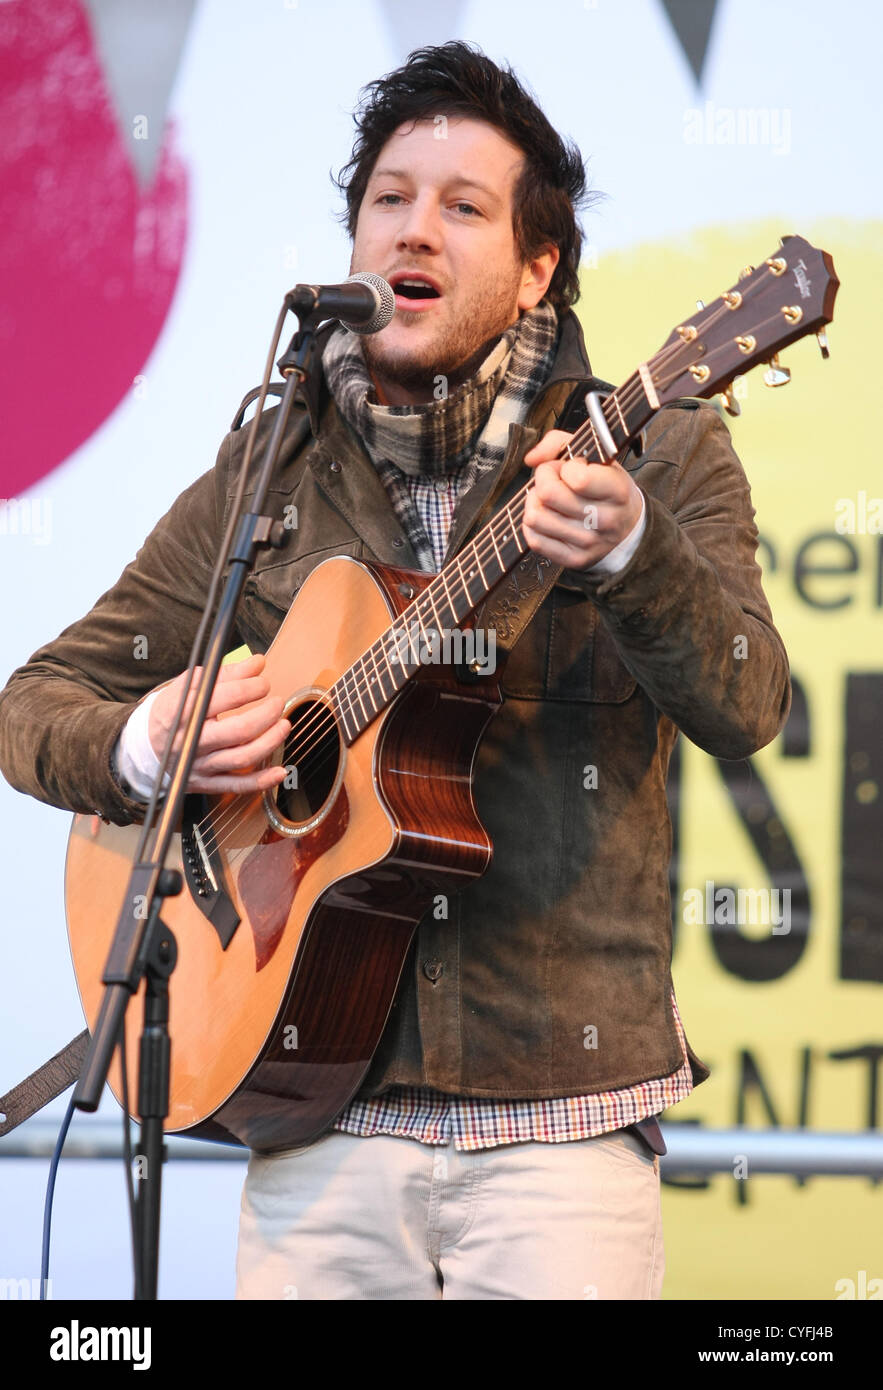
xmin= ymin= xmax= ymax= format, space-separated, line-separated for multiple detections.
xmin=65 ymin=237 xmax=838 ymax=1152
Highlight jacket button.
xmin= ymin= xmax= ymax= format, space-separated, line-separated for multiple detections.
xmin=329 ymin=460 xmax=341 ymax=473
xmin=392 ymin=537 xmax=404 ymax=548
xmin=423 ymin=959 xmax=444 ymax=982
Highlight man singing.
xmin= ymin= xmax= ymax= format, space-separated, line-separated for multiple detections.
xmin=0 ymin=42 xmax=790 ymax=1299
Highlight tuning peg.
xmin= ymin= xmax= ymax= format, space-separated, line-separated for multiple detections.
xmin=816 ymin=329 xmax=830 ymax=359
xmin=738 ymin=265 xmax=755 ymax=281
xmin=763 ymin=354 xmax=791 ymax=387
xmin=720 ymin=387 xmax=741 ymax=417
xmin=696 ymin=299 xmax=705 ymax=311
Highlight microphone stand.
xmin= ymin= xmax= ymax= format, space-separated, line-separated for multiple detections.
xmin=72 ymin=302 xmax=325 ymax=1300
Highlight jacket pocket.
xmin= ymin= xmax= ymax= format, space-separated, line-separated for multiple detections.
xmin=500 ymin=578 xmax=637 ymax=704
xmin=240 ymin=540 xmax=368 ymax=649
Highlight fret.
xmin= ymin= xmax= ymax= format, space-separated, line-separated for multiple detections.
xmin=468 ymin=541 xmax=487 ymax=596
xmin=386 ymin=625 xmax=409 ymax=683
xmin=621 ymin=370 xmax=656 ymax=439
xmin=366 ymin=640 xmax=386 ymax=702
xmin=456 ymin=550 xmax=475 ymax=606
xmin=413 ymin=593 xmax=435 ymax=654
xmin=487 ymin=517 xmax=505 ymax=576
xmin=452 ymin=552 xmax=473 ymax=614
xmin=425 ymin=578 xmax=446 ymax=638
xmin=502 ymin=501 xmax=524 ymax=553
xmin=437 ymin=566 xmax=459 ymax=629
xmin=361 ymin=649 xmax=381 ymax=714
xmin=333 ymin=684 xmax=356 ymax=745
xmin=503 ymin=503 xmax=525 ymax=556
xmin=350 ymin=659 xmax=371 ymax=728
xmin=637 ymin=361 xmax=660 ymax=411
xmin=609 ymin=390 xmax=629 ymax=440
xmin=337 ymin=670 xmax=364 ymax=738
xmin=377 ymin=636 xmax=402 ymax=701
xmin=599 ymin=391 xmax=629 ymax=453
xmin=586 ymin=419 xmax=605 ymax=461
xmin=571 ymin=416 xmax=602 ymax=464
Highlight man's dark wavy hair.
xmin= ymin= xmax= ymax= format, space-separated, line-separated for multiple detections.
xmin=334 ymin=42 xmax=595 ymax=312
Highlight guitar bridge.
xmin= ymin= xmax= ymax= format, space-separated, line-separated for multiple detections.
xmin=181 ymin=795 xmax=241 ymax=949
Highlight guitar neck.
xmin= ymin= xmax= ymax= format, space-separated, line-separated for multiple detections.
xmin=330 ymin=369 xmax=657 ymax=745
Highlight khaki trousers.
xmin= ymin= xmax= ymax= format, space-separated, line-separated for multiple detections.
xmin=235 ymin=1127 xmax=664 ymax=1301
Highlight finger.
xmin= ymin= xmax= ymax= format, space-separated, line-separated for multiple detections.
xmin=523 ymin=503 xmax=606 ymax=555
xmin=192 ymin=715 xmax=291 ymax=774
xmin=217 ymin=653 xmax=266 ymax=677
xmin=205 ymin=673 xmax=274 ymax=719
xmin=522 ymin=520 xmax=601 ymax=571
xmin=523 ymin=429 xmax=576 ymax=465
xmin=195 ymin=704 xmax=289 ymax=758
xmin=187 ymin=763 xmax=289 ymax=796
xmin=161 ymin=658 xmax=272 ymax=726
xmin=529 ymin=463 xmax=594 ymax=522
xmin=557 ymin=457 xmax=631 ymax=502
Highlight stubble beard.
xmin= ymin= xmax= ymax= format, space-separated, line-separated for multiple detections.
xmin=359 ymin=263 xmax=525 ymax=401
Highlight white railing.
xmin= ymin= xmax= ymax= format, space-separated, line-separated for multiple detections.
xmin=1 ymin=1116 xmax=882 ymax=1176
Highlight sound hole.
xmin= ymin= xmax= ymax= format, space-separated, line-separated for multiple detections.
xmin=274 ymin=698 xmax=342 ymax=825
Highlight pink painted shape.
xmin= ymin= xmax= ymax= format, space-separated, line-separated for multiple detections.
xmin=0 ymin=0 xmax=189 ymax=495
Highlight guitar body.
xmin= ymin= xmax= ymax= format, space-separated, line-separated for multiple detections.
xmin=65 ymin=555 xmax=502 ymax=1152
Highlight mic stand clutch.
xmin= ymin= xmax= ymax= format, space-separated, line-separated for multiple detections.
xmin=71 ymin=302 xmax=327 ymax=1300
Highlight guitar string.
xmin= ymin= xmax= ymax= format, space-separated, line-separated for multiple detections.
xmin=196 ymin=265 xmax=784 ymax=855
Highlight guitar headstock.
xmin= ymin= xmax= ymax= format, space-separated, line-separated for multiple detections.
xmin=647 ymin=236 xmax=839 ymax=411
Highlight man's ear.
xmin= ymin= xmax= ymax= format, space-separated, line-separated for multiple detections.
xmin=517 ymin=245 xmax=560 ymax=311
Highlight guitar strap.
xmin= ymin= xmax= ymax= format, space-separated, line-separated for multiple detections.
xmin=0 ymin=384 xmax=628 ymax=1139
xmin=0 ymin=1031 xmax=89 ymax=1139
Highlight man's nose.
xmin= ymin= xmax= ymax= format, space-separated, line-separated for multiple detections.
xmin=395 ymin=194 xmax=443 ymax=254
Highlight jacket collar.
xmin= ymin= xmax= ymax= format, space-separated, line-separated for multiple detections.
xmin=544 ymin=306 xmax=594 ymax=388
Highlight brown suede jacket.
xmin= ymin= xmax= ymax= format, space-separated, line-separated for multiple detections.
xmin=0 ymin=310 xmax=790 ymax=1098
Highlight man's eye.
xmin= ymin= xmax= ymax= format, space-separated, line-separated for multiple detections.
xmin=453 ymin=202 xmax=479 ymax=216
xmin=377 ymin=193 xmax=403 ymax=206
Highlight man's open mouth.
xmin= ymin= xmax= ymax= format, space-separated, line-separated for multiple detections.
xmin=390 ymin=274 xmax=443 ymax=309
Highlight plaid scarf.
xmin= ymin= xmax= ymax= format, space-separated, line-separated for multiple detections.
xmin=322 ymin=300 xmax=559 ymax=570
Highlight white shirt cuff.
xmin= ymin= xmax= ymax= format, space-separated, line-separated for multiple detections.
xmin=112 ymin=688 xmax=170 ymax=802
xmin=586 ymin=491 xmax=646 ymax=577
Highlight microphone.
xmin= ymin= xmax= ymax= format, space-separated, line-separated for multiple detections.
xmin=285 ymin=272 xmax=395 ymax=334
